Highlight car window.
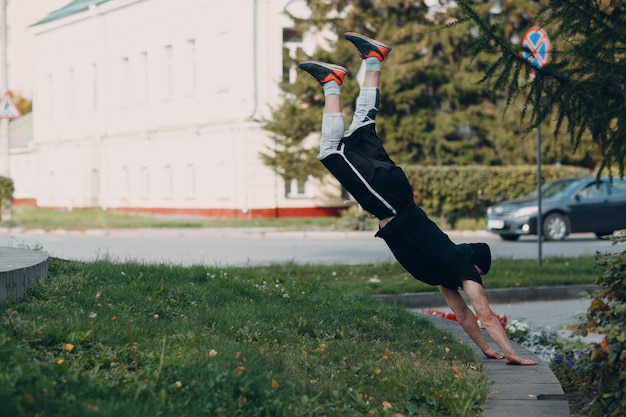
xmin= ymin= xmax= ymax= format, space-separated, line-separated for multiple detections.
xmin=577 ymin=181 xmax=607 ymax=199
xmin=524 ymin=179 xmax=580 ymax=199
xmin=609 ymin=180 xmax=626 ymax=194
xmin=544 ymin=180 xmax=581 ymax=198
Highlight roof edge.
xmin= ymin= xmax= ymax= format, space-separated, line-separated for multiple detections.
xmin=32 ymin=0 xmax=111 ymax=27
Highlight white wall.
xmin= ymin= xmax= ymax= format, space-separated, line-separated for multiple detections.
xmin=6 ymin=0 xmax=68 ymax=99
xmin=18 ymin=0 xmax=344 ymax=216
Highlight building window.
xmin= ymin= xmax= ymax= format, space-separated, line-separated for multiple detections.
xmin=182 ymin=39 xmax=197 ymax=96
xmin=90 ymin=169 xmax=100 ymax=205
xmin=120 ymin=57 xmax=129 ymax=109
xmin=47 ymin=171 xmax=56 ymax=202
xmin=90 ymin=63 xmax=98 ymax=111
xmin=162 ymin=165 xmax=173 ymax=199
xmin=163 ymin=44 xmax=173 ymax=100
xmin=47 ymin=73 xmax=54 ymax=119
xmin=121 ymin=166 xmax=130 ymax=200
xmin=285 ymin=176 xmax=312 ymax=198
xmin=140 ymin=52 xmax=149 ymax=104
xmin=184 ymin=164 xmax=196 ymax=198
xmin=282 ymin=27 xmax=303 ymax=84
xmin=140 ymin=167 xmax=150 ymax=199
xmin=67 ymin=68 xmax=75 ymax=116
xmin=341 ymin=186 xmax=350 ymax=200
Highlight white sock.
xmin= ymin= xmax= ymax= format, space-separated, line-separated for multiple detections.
xmin=323 ymin=80 xmax=341 ymax=96
xmin=365 ymin=57 xmax=381 ymax=72
xmin=318 ymin=113 xmax=344 ymax=159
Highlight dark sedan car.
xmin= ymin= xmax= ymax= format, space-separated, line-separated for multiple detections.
xmin=485 ymin=177 xmax=626 ymax=241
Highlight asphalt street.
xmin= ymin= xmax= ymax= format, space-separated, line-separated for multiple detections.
xmin=0 ymin=228 xmax=623 ymax=266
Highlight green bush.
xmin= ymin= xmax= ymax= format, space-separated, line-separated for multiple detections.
xmin=0 ymin=176 xmax=13 ymax=220
xmin=551 ymin=233 xmax=626 ymax=417
xmin=404 ymin=165 xmax=591 ymax=226
xmin=338 ymin=205 xmax=376 ymax=231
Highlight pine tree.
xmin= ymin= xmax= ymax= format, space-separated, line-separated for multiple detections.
xmin=456 ymin=0 xmax=626 ymax=176
xmin=260 ymin=0 xmax=605 ymax=181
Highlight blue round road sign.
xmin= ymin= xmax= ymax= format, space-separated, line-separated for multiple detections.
xmin=522 ymin=26 xmax=550 ymax=70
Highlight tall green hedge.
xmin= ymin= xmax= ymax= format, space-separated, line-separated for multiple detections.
xmin=0 ymin=176 xmax=14 ymax=220
xmin=404 ymin=165 xmax=592 ymax=226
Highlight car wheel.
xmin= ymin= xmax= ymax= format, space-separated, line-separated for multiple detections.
xmin=500 ymin=234 xmax=520 ymax=241
xmin=594 ymin=231 xmax=613 ymax=239
xmin=543 ymin=213 xmax=569 ymax=241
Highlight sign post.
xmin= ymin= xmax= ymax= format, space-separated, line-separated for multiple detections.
xmin=522 ymin=26 xmax=551 ymax=266
xmin=0 ymin=91 xmax=19 ymax=221
xmin=0 ymin=0 xmax=12 ymax=221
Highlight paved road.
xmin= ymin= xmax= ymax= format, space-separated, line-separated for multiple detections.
xmin=0 ymin=228 xmax=623 ymax=266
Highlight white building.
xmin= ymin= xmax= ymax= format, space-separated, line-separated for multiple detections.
xmin=5 ymin=0 xmax=68 ymax=100
xmin=10 ymin=0 xmax=345 ymax=218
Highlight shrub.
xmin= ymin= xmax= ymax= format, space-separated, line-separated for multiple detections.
xmin=0 ymin=176 xmax=13 ymax=220
xmin=339 ymin=205 xmax=377 ymax=230
xmin=506 ymin=319 xmax=559 ymax=362
xmin=551 ymin=343 xmax=589 ymax=395
xmin=552 ymin=232 xmax=626 ymax=417
xmin=404 ymin=165 xmax=591 ymax=227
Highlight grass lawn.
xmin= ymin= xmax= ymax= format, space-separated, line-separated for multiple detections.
xmin=1 ymin=207 xmax=360 ymax=231
xmin=1 ymin=259 xmax=491 ymax=417
xmin=0 ymin=207 xmax=485 ymax=232
xmin=297 ymin=256 xmax=599 ymax=294
xmin=0 ymin=208 xmax=601 ymax=416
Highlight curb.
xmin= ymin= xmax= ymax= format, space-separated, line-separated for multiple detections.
xmin=0 ymin=247 xmax=48 ymax=303
xmin=375 ymin=284 xmax=598 ymax=309
xmin=0 ymin=227 xmax=490 ymax=240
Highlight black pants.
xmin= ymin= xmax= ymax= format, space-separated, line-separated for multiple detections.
xmin=320 ymin=124 xmax=481 ymax=289
xmin=321 ymin=124 xmax=413 ymax=219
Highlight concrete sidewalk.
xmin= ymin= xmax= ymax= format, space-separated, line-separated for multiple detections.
xmin=381 ymin=286 xmax=601 ymax=417
xmin=427 ymin=315 xmax=571 ymax=417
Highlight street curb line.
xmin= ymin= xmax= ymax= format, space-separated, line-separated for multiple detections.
xmin=375 ymin=284 xmax=598 ymax=309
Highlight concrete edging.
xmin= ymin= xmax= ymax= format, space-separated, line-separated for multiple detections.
xmin=0 ymin=247 xmax=49 ymax=303
xmin=376 ymin=284 xmax=598 ymax=309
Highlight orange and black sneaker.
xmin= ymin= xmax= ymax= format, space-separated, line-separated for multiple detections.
xmin=298 ymin=61 xmax=348 ymax=86
xmin=344 ymin=32 xmax=391 ymax=62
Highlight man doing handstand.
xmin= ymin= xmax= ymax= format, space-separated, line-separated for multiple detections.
xmin=299 ymin=32 xmax=536 ymax=366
